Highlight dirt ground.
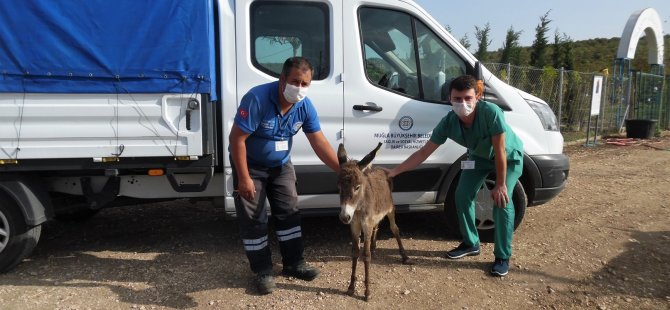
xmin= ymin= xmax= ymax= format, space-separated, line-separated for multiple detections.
xmin=1 ymin=133 xmax=669 ymax=310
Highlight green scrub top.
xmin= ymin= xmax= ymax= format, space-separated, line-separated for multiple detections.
xmin=430 ymin=100 xmax=523 ymax=162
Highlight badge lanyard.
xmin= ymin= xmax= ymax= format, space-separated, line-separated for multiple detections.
xmin=273 ymin=113 xmax=293 ymax=152
xmin=458 ymin=122 xmax=470 ymax=156
xmin=276 ymin=113 xmax=295 ymax=140
xmin=458 ymin=118 xmax=479 ymax=170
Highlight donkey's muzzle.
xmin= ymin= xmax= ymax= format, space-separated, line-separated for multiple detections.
xmin=339 ymin=203 xmax=356 ymax=224
xmin=339 ymin=212 xmax=352 ymax=224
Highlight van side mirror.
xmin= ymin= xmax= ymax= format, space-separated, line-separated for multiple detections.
xmin=468 ymin=61 xmax=483 ymax=81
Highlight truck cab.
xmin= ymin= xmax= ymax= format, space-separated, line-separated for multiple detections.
xmin=229 ymin=0 xmax=568 ymax=214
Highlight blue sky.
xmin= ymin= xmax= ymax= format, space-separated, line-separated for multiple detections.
xmin=414 ymin=0 xmax=670 ymax=50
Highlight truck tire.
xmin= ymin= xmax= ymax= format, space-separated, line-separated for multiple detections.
xmin=444 ymin=175 xmax=526 ymax=242
xmin=0 ymin=191 xmax=41 ymax=273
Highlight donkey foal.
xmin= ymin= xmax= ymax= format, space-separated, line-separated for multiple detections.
xmin=337 ymin=142 xmax=411 ymax=301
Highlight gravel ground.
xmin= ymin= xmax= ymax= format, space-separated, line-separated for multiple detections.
xmin=0 ymin=133 xmax=669 ymax=310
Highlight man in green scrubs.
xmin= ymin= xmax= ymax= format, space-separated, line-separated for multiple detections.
xmin=387 ymin=75 xmax=523 ymax=276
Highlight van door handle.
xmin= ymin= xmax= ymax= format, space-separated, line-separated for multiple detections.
xmin=353 ymin=105 xmax=383 ymax=112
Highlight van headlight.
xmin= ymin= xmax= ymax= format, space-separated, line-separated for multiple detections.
xmin=526 ymin=99 xmax=559 ymax=131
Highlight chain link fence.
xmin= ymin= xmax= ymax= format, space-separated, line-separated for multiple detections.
xmin=484 ymin=63 xmax=669 ymax=141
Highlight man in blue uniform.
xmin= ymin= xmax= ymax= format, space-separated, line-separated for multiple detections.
xmin=387 ymin=75 xmax=524 ymax=277
xmin=229 ymin=57 xmax=339 ymax=294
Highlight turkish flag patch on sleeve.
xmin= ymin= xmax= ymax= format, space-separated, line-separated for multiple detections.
xmin=238 ymin=108 xmax=249 ymax=119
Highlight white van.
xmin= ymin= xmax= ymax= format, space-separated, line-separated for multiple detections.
xmin=0 ymin=0 xmax=568 ymax=273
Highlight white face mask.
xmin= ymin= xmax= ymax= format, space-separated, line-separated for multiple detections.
xmin=283 ymin=83 xmax=308 ymax=103
xmin=452 ymin=101 xmax=474 ymax=118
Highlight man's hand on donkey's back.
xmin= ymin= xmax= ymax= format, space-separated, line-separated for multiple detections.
xmin=378 ymin=167 xmax=396 ymax=178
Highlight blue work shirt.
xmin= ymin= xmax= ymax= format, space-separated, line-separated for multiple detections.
xmin=233 ymin=81 xmax=321 ymax=167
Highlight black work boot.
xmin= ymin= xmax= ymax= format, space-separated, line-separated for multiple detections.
xmin=254 ymin=273 xmax=276 ymax=295
xmin=282 ymin=261 xmax=320 ymax=281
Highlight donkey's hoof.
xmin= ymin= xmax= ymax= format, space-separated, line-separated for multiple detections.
xmin=347 ymin=286 xmax=356 ymax=296
xmin=364 ymin=294 xmax=371 ymax=302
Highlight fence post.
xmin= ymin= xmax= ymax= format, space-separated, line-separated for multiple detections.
xmin=558 ymin=67 xmax=564 ymax=130
xmin=600 ymin=75 xmax=608 ymax=135
xmin=506 ymin=63 xmax=511 ymax=84
xmin=665 ymin=76 xmax=670 ymax=129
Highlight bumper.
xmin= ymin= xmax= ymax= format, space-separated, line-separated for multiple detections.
xmin=532 ymin=183 xmax=567 ymax=205
xmin=528 ymin=153 xmax=570 ymax=206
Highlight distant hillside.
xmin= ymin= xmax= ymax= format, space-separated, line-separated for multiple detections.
xmin=487 ymin=35 xmax=670 ymax=75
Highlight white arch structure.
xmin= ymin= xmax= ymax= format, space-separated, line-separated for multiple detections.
xmin=616 ymin=8 xmax=664 ymax=64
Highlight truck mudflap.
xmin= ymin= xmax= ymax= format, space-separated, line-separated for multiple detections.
xmin=0 ymin=174 xmax=52 ymax=226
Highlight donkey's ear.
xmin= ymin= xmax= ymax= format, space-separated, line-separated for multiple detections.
xmin=358 ymin=142 xmax=382 ymax=170
xmin=337 ymin=143 xmax=348 ymax=166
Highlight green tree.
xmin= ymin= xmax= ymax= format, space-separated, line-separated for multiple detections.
xmin=530 ymin=11 xmax=551 ymax=68
xmin=474 ymin=23 xmax=492 ymax=61
xmin=551 ymin=31 xmax=576 ymax=70
xmin=445 ymin=25 xmax=472 ymax=51
xmin=563 ymin=35 xmax=575 ymax=70
xmin=552 ymin=30 xmax=564 ymax=69
xmin=500 ymin=26 xmax=523 ymax=65
xmin=460 ymin=33 xmax=472 ymax=51
xmin=489 ymin=35 xmax=670 ymax=75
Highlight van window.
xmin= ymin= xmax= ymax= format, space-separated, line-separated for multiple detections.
xmin=250 ymin=2 xmax=330 ymax=80
xmin=359 ymin=7 xmax=466 ymax=102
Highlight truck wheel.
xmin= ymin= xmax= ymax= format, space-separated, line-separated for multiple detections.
xmin=444 ymin=176 xmax=527 ymax=242
xmin=0 ymin=192 xmax=41 ymax=273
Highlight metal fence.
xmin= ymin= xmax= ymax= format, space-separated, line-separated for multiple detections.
xmin=484 ymin=63 xmax=669 ymax=139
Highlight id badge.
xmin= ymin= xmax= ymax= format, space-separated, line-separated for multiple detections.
xmin=461 ymin=160 xmax=475 ymax=170
xmin=275 ymin=140 xmax=289 ymax=151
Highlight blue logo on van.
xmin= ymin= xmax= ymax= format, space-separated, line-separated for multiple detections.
xmin=398 ymin=116 xmax=413 ymax=131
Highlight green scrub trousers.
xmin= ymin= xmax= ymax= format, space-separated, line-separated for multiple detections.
xmin=455 ymin=156 xmax=523 ymax=259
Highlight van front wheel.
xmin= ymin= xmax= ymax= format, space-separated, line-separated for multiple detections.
xmin=444 ymin=176 xmax=527 ymax=242
xmin=0 ymin=192 xmax=41 ymax=273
